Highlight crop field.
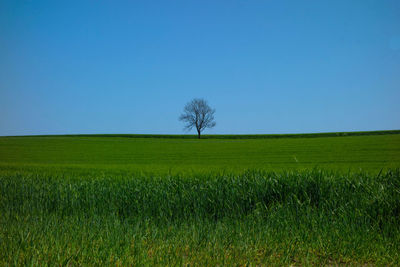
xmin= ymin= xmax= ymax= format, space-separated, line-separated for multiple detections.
xmin=1 ymin=132 xmax=400 ymax=174
xmin=1 ymin=132 xmax=400 ymax=265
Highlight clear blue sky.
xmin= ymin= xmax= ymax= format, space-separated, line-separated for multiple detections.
xmin=1 ymin=0 xmax=399 ymax=135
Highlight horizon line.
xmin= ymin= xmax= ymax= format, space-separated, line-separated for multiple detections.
xmin=1 ymin=129 xmax=399 ymax=138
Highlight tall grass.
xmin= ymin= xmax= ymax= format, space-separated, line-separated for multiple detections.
xmin=1 ymin=169 xmax=399 ymax=265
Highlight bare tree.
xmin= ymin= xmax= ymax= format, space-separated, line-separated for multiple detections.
xmin=179 ymin=98 xmax=216 ymax=139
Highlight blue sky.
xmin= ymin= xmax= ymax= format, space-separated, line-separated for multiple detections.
xmin=1 ymin=0 xmax=399 ymax=135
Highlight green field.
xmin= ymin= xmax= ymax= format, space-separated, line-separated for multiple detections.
xmin=1 ymin=133 xmax=400 ymax=173
xmin=1 ymin=132 xmax=400 ymax=265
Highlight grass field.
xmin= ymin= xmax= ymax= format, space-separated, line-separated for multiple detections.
xmin=1 ymin=132 xmax=400 ymax=173
xmin=1 ymin=131 xmax=400 ymax=265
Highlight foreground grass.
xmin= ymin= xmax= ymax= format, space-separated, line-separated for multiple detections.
xmin=1 ymin=133 xmax=399 ymax=264
xmin=1 ymin=169 xmax=399 ymax=265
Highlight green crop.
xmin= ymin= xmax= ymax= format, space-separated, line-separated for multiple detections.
xmin=1 ymin=132 xmax=399 ymax=174
xmin=0 ymin=132 xmax=399 ymax=265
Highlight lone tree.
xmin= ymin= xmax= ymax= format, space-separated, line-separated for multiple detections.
xmin=179 ymin=98 xmax=216 ymax=139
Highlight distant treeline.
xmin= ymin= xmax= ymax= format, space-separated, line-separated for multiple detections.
xmin=6 ymin=129 xmax=400 ymax=139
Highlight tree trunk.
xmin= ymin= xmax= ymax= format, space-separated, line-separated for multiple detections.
xmin=197 ymin=129 xmax=201 ymax=139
